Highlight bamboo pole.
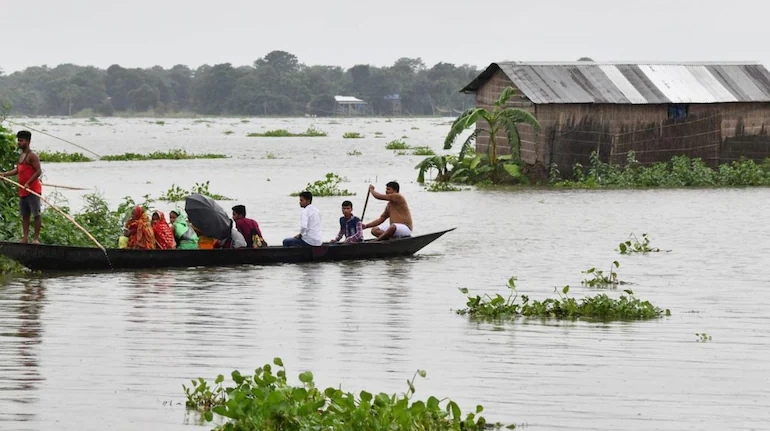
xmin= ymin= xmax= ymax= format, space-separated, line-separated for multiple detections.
xmin=40 ymin=182 xmax=89 ymax=191
xmin=0 ymin=176 xmax=106 ymax=252
xmin=3 ymin=120 xmax=103 ymax=159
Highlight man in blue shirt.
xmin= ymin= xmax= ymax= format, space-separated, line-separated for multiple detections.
xmin=330 ymin=200 xmax=363 ymax=244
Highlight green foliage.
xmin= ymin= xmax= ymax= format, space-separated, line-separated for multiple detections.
xmin=38 ymin=150 xmax=93 ymax=163
xmin=263 ymin=152 xmax=280 ymax=160
xmin=290 ymin=173 xmax=355 ymax=197
xmin=100 ymin=149 xmax=227 ymax=161
xmin=444 ymin=87 xmax=541 ymax=179
xmin=184 ymin=357 xmax=509 ymax=431
xmin=385 ymin=140 xmax=409 ymax=150
xmin=411 ymin=146 xmax=435 ymax=156
xmin=457 ymin=277 xmax=669 ymax=322
xmin=35 ymin=191 xmax=139 ymax=247
xmin=581 ymin=261 xmax=626 ymax=288
xmin=0 ymin=123 xmax=21 ymax=243
xmin=0 ymin=256 xmax=28 ymax=276
xmin=343 ymin=132 xmax=364 ymax=139
xmin=159 ymin=181 xmax=231 ymax=201
xmin=618 ymin=233 xmax=661 ymax=254
xmin=425 ymin=182 xmax=464 ymax=192
xmin=247 ymin=127 xmax=327 ymax=137
xmin=551 ymin=150 xmax=770 ymax=188
xmin=695 ymin=333 xmax=712 ymax=342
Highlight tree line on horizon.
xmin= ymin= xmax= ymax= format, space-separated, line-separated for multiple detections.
xmin=0 ymin=51 xmax=480 ymax=117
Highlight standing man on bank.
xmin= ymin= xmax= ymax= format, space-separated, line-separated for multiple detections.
xmin=0 ymin=130 xmax=43 ymax=244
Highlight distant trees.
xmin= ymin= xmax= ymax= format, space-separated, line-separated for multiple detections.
xmin=0 ymin=51 xmax=479 ymax=117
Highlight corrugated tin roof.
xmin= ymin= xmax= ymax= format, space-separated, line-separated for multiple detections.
xmin=461 ymin=62 xmax=770 ymax=104
xmin=334 ymin=95 xmax=366 ymax=103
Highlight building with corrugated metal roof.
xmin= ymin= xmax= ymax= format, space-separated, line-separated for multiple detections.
xmin=461 ymin=61 xmax=770 ymax=179
xmin=334 ymin=95 xmax=368 ymax=116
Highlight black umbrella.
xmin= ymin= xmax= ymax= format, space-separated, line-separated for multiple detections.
xmin=184 ymin=193 xmax=232 ymax=240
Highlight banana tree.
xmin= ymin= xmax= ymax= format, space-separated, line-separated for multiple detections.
xmin=444 ymin=87 xmax=541 ymax=167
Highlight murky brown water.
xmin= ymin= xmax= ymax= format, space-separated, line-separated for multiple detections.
xmin=1 ymin=117 xmax=769 ymax=430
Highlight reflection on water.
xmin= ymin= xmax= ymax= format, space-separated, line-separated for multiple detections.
xmin=0 ymin=118 xmax=769 ymax=430
xmin=0 ymin=279 xmax=46 ymax=425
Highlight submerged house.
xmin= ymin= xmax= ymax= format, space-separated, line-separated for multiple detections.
xmin=334 ymin=95 xmax=368 ymax=116
xmin=460 ymin=61 xmax=770 ymax=177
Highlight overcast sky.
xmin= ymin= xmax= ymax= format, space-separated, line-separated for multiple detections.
xmin=3 ymin=0 xmax=769 ymax=73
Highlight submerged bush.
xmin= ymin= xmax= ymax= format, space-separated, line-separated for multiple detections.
xmin=551 ymin=150 xmax=770 ymax=188
xmin=457 ymin=276 xmax=669 ymax=321
xmin=248 ymin=127 xmax=327 ymax=137
xmin=184 ymin=357 xmax=511 ymax=431
xmin=290 ymin=173 xmax=355 ymax=197
xmin=38 ymin=151 xmax=93 ymax=162
xmin=101 ymin=149 xmax=226 ymax=161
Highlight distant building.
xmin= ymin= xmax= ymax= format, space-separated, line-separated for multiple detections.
xmin=334 ymin=96 xmax=368 ymax=116
xmin=384 ymin=94 xmax=402 ymax=116
xmin=461 ymin=61 xmax=770 ymax=178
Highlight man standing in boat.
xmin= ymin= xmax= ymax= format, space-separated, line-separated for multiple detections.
xmin=362 ymin=181 xmax=413 ymax=241
xmin=0 ymin=130 xmax=43 ymax=244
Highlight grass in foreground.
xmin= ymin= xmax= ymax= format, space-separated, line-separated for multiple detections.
xmin=457 ymin=276 xmax=669 ymax=321
xmin=184 ymin=357 xmax=512 ymax=431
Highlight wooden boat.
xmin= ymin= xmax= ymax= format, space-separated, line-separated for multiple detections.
xmin=0 ymin=228 xmax=455 ymax=272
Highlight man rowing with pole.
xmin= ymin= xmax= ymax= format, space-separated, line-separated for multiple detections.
xmin=0 ymin=130 xmax=43 ymax=244
xmin=362 ymin=181 xmax=413 ymax=241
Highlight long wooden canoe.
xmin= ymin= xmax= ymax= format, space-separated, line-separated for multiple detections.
xmin=0 ymin=228 xmax=455 ymax=272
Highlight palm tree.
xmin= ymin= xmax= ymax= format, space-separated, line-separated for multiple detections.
xmin=444 ymin=86 xmax=541 ymax=167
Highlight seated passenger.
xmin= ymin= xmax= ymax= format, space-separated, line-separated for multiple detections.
xmin=169 ymin=210 xmax=199 ymax=250
xmin=283 ymin=191 xmax=322 ymax=247
xmin=330 ymin=200 xmax=363 ymax=244
xmin=214 ymin=222 xmax=247 ymax=249
xmin=232 ymin=204 xmax=267 ymax=248
xmin=151 ymin=211 xmax=177 ymax=250
xmin=125 ymin=205 xmax=156 ymax=250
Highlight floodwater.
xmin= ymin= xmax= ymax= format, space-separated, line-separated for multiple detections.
xmin=1 ymin=117 xmax=769 ymax=430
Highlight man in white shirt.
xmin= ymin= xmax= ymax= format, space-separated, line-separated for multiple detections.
xmin=283 ymin=191 xmax=323 ymax=247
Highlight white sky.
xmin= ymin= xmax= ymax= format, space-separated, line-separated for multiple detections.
xmin=3 ymin=0 xmax=769 ymax=73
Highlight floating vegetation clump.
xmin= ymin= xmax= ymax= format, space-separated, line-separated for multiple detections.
xmin=347 ymin=149 xmax=362 ymax=156
xmin=412 ymin=146 xmax=435 ymax=156
xmin=290 ymin=173 xmax=355 ymax=197
xmin=247 ymin=126 xmax=327 ymax=137
xmin=184 ymin=357 xmax=511 ymax=431
xmin=38 ymin=151 xmax=93 ymax=163
xmin=159 ymin=181 xmax=231 ymax=201
xmin=101 ymin=149 xmax=227 ymax=161
xmin=551 ymin=150 xmax=770 ymax=188
xmin=343 ymin=132 xmax=364 ymax=139
xmin=386 ymin=140 xmax=410 ymax=150
xmin=618 ymin=233 xmax=662 ymax=254
xmin=426 ymin=182 xmax=464 ymax=192
xmin=457 ymin=276 xmax=669 ymax=321
xmin=581 ymin=261 xmax=627 ymax=288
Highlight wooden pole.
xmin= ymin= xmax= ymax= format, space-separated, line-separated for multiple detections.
xmin=40 ymin=182 xmax=89 ymax=191
xmin=360 ymin=189 xmax=371 ymax=222
xmin=0 ymin=176 xmax=106 ymax=252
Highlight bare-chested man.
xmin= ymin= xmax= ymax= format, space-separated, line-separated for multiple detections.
xmin=362 ymin=181 xmax=413 ymax=241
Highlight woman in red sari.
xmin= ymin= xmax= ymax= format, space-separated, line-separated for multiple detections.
xmin=125 ymin=205 xmax=156 ymax=250
xmin=151 ymin=211 xmax=176 ymax=250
